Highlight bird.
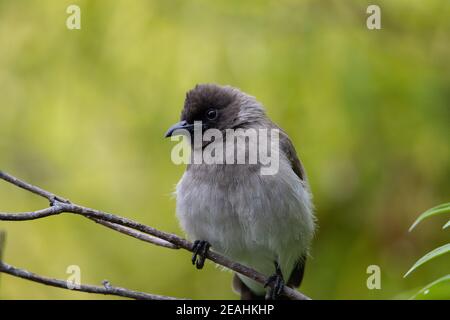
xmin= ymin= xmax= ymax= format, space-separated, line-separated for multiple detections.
xmin=165 ymin=83 xmax=315 ymax=299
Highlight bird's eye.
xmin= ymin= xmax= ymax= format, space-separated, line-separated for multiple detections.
xmin=205 ymin=108 xmax=218 ymax=121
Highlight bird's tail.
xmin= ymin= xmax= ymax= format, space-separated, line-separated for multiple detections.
xmin=232 ymin=274 xmax=265 ymax=300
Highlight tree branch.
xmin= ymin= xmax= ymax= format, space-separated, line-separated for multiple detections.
xmin=0 ymin=230 xmax=182 ymax=300
xmin=0 ymin=260 xmax=182 ymax=300
xmin=0 ymin=171 xmax=311 ymax=300
xmin=0 ymin=230 xmax=5 ymax=268
xmin=91 ymin=218 xmax=179 ymax=249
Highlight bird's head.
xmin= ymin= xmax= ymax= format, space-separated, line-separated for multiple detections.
xmin=165 ymin=84 xmax=265 ymax=138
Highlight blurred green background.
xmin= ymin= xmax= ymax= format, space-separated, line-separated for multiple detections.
xmin=0 ymin=0 xmax=449 ymax=299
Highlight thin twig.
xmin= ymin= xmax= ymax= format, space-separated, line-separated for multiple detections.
xmin=0 ymin=206 xmax=64 ymax=221
xmin=91 ymin=218 xmax=179 ymax=249
xmin=0 ymin=171 xmax=311 ymax=300
xmin=0 ymin=261 xmax=183 ymax=300
xmin=0 ymin=172 xmax=69 ymax=204
xmin=0 ymin=230 xmax=5 ymax=268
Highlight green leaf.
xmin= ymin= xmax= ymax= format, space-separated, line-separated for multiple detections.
xmin=410 ymin=274 xmax=450 ymax=300
xmin=443 ymin=220 xmax=450 ymax=229
xmin=409 ymin=203 xmax=450 ymax=232
xmin=404 ymin=243 xmax=450 ymax=278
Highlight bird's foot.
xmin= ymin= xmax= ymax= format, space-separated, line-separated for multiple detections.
xmin=191 ymin=240 xmax=211 ymax=269
xmin=264 ymin=262 xmax=285 ymax=300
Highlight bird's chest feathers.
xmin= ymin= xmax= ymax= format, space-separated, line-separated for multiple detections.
xmin=175 ymin=158 xmax=314 ymax=259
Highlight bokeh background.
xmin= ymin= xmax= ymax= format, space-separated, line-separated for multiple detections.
xmin=0 ymin=0 xmax=449 ymax=299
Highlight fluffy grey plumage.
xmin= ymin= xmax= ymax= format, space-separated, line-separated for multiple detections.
xmin=169 ymin=84 xmax=315 ymax=299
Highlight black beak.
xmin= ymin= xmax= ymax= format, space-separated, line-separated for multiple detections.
xmin=165 ymin=120 xmax=195 ymax=138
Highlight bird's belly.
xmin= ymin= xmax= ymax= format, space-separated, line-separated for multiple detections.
xmin=175 ymin=162 xmax=314 ymax=293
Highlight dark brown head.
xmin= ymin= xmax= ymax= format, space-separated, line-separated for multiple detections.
xmin=165 ymin=84 xmax=265 ymax=137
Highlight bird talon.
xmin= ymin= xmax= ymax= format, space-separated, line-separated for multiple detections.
xmin=191 ymin=240 xmax=211 ymax=269
xmin=265 ymin=262 xmax=285 ymax=300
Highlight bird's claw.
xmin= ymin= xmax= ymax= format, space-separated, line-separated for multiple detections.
xmin=264 ymin=262 xmax=285 ymax=300
xmin=191 ymin=240 xmax=211 ymax=269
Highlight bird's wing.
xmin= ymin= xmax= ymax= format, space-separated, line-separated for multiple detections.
xmin=287 ymin=255 xmax=307 ymax=288
xmin=278 ymin=128 xmax=309 ymax=288
xmin=279 ymin=129 xmax=306 ymax=182
xmin=234 ymin=124 xmax=310 ymax=296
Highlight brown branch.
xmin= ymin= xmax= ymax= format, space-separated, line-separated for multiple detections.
xmin=0 ymin=230 xmax=5 ymax=268
xmin=0 ymin=260 xmax=182 ymax=300
xmin=91 ymin=218 xmax=180 ymax=249
xmin=0 ymin=230 xmax=183 ymax=300
xmin=0 ymin=171 xmax=311 ymax=300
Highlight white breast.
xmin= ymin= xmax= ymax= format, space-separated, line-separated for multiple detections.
xmin=175 ymin=143 xmax=315 ymax=294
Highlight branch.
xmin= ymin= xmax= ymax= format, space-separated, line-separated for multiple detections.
xmin=91 ymin=218 xmax=179 ymax=249
xmin=0 ymin=171 xmax=311 ymax=300
xmin=0 ymin=230 xmax=182 ymax=300
xmin=0 ymin=261 xmax=181 ymax=300
xmin=0 ymin=230 xmax=5 ymax=271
